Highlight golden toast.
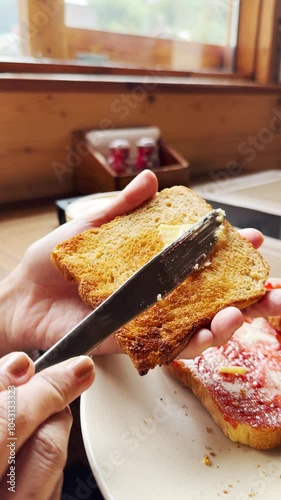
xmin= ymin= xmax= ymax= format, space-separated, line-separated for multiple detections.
xmin=51 ymin=186 xmax=269 ymax=375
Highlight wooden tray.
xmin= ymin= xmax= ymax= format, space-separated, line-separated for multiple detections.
xmin=73 ymin=129 xmax=190 ymax=193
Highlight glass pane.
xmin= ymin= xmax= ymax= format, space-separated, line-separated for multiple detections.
xmin=65 ymin=0 xmax=240 ymax=71
xmin=0 ymin=0 xmax=20 ymax=57
xmin=0 ymin=0 xmax=239 ymax=73
xmin=66 ymin=0 xmax=238 ymax=46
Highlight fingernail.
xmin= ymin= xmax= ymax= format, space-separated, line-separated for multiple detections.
xmin=2 ymin=352 xmax=30 ymax=377
xmin=71 ymin=356 xmax=94 ymax=380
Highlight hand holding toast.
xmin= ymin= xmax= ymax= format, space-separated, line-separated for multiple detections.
xmin=175 ymin=228 xmax=281 ymax=359
xmin=0 ymin=170 xmax=158 ymax=355
xmin=0 ymin=171 xmax=278 ymax=362
xmin=243 ymin=288 xmax=281 ymax=317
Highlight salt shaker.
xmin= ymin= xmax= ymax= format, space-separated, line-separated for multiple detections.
xmin=108 ymin=139 xmax=130 ymax=173
xmin=135 ymin=137 xmax=159 ymax=171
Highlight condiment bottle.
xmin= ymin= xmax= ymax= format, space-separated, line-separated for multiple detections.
xmin=135 ymin=137 xmax=159 ymax=171
xmin=108 ymin=139 xmax=130 ymax=173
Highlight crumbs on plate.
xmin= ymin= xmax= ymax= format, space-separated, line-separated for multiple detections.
xmin=203 ymin=454 xmax=212 ymax=466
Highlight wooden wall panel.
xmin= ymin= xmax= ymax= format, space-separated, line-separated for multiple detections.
xmin=18 ymin=0 xmax=67 ymax=58
xmin=236 ymin=0 xmax=262 ymax=77
xmin=255 ymin=0 xmax=281 ymax=83
xmin=0 ymin=90 xmax=281 ymax=203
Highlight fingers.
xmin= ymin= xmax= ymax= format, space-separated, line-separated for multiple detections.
xmin=51 ymin=474 xmax=64 ymax=500
xmin=112 ymin=169 xmax=159 ymax=216
xmin=238 ymin=228 xmax=264 ymax=249
xmin=0 ymin=352 xmax=34 ymax=391
xmin=80 ymin=169 xmax=158 ymax=227
xmin=243 ymin=289 xmax=281 ymax=318
xmin=23 ymin=171 xmax=158 ymax=282
xmin=1 ymin=407 xmax=72 ymax=499
xmin=210 ymin=307 xmax=244 ymax=345
xmin=177 ymin=307 xmax=243 ymax=359
xmin=0 ymin=355 xmax=94 ymax=478
xmin=176 ymin=328 xmax=214 ymax=359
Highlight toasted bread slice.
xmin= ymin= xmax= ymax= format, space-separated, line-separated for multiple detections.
xmin=168 ymin=318 xmax=281 ymax=450
xmin=268 ymin=316 xmax=281 ymax=332
xmin=51 ymin=186 xmax=269 ymax=375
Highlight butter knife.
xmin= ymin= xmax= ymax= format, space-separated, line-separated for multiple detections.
xmin=35 ymin=209 xmax=224 ymax=372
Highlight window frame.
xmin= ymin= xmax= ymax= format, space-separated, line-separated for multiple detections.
xmin=1 ymin=0 xmax=280 ymax=88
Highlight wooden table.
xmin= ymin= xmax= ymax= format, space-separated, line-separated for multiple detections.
xmin=0 ymin=200 xmax=103 ymax=499
xmin=0 ymin=201 xmax=57 ymax=279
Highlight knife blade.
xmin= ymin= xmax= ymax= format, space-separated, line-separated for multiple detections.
xmin=35 ymin=208 xmax=225 ymax=373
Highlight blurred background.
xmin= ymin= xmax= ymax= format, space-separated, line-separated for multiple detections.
xmin=1 ymin=0 xmax=239 ymax=66
xmin=1 ymin=3 xmax=281 ymax=499
xmin=1 ymin=0 xmax=281 ymax=205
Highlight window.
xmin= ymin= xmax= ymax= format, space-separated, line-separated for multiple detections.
xmin=0 ymin=0 xmax=20 ymax=57
xmin=0 ymin=0 xmax=240 ymax=73
xmin=65 ymin=0 xmax=240 ymax=71
xmin=66 ymin=0 xmax=239 ymax=46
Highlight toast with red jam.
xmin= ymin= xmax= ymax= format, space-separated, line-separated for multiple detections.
xmin=168 ymin=318 xmax=281 ymax=450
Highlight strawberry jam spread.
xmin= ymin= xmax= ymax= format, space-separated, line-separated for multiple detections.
xmin=265 ymin=281 xmax=281 ymax=290
xmin=179 ymin=318 xmax=281 ymax=429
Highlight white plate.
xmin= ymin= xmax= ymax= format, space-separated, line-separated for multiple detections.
xmin=65 ymin=192 xmax=119 ymax=221
xmin=258 ymin=237 xmax=281 ymax=277
xmin=81 ymin=350 xmax=281 ymax=500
